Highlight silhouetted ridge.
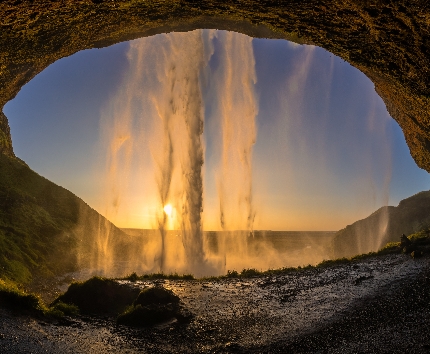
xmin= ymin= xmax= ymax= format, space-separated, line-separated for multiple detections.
xmin=333 ymin=191 xmax=430 ymax=258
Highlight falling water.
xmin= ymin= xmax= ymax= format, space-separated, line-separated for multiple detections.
xmin=211 ymin=31 xmax=258 ymax=233
xmin=94 ymin=29 xmax=394 ymax=277
xmin=147 ymin=31 xmax=210 ymax=275
xmin=97 ymin=30 xmax=260 ymax=276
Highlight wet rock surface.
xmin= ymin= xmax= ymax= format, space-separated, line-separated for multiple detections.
xmin=1 ymin=253 xmax=429 ymax=353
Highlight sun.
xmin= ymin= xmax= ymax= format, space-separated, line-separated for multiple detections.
xmin=163 ymin=204 xmax=173 ymax=217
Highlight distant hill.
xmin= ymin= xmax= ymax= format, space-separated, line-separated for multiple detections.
xmin=333 ymin=191 xmax=430 ymax=258
xmin=0 ymin=153 xmax=138 ymax=283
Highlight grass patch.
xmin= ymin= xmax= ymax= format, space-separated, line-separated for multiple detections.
xmin=49 ymin=301 xmax=79 ymax=317
xmin=121 ymin=272 xmax=195 ymax=282
xmin=408 ymin=229 xmax=430 ymax=242
xmin=0 ymin=152 xmax=134 ymax=284
xmin=0 ymin=278 xmax=45 ymax=315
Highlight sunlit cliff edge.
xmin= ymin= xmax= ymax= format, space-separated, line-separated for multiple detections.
xmin=1 ymin=0 xmax=430 ymax=171
xmin=333 ymin=190 xmax=430 ymax=258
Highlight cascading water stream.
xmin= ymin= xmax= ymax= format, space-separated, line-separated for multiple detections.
xmin=99 ymin=30 xmax=259 ymax=277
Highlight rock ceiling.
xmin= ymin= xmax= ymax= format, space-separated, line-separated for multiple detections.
xmin=1 ymin=0 xmax=429 ymax=171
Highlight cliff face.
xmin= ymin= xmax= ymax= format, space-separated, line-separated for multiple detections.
xmin=333 ymin=191 xmax=430 ymax=258
xmin=0 ymin=112 xmax=13 ymax=158
xmin=1 ymin=0 xmax=430 ymax=171
xmin=0 ymin=153 xmax=138 ymax=283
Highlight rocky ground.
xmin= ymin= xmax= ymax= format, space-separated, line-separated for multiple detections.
xmin=1 ymin=253 xmax=429 ymax=353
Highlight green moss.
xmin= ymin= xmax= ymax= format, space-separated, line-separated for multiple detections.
xmin=0 ymin=278 xmax=45 ymax=314
xmin=0 ymin=153 xmax=81 ymax=282
xmin=378 ymin=242 xmax=401 ymax=254
xmin=49 ymin=301 xmax=79 ymax=317
xmin=0 ymin=152 xmax=134 ymax=283
xmin=408 ymin=229 xmax=430 ymax=241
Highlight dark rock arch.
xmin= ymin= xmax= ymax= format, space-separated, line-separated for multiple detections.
xmin=1 ymin=0 xmax=430 ymax=171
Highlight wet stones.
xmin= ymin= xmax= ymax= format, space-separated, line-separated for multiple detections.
xmin=117 ymin=286 xmax=193 ymax=327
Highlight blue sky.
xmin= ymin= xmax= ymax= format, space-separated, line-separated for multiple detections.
xmin=4 ymin=31 xmax=430 ymax=230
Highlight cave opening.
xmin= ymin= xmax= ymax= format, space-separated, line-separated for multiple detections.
xmin=3 ymin=29 xmax=429 ymax=277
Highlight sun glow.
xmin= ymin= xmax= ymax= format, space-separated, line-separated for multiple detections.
xmin=163 ymin=204 xmax=173 ymax=217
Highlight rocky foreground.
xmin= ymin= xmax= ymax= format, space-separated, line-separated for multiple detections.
xmin=1 ymin=253 xmax=429 ymax=353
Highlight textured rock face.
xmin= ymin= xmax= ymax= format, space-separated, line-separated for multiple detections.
xmin=1 ymin=0 xmax=430 ymax=170
xmin=0 ymin=112 xmax=14 ymax=158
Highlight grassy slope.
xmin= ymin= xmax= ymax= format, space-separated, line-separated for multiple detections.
xmin=0 ymin=153 xmax=131 ymax=283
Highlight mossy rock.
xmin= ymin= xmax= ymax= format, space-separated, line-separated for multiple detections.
xmin=52 ymin=276 xmax=140 ymax=314
xmin=117 ymin=287 xmax=192 ymax=327
xmin=133 ymin=286 xmax=180 ymax=306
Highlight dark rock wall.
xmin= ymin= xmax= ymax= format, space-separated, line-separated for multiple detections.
xmin=0 ymin=112 xmax=14 ymax=157
xmin=1 ymin=0 xmax=430 ymax=171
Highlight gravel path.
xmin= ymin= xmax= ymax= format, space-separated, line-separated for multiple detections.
xmin=1 ymin=253 xmax=429 ymax=353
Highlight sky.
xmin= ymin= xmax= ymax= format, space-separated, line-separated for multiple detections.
xmin=4 ymin=30 xmax=430 ymax=231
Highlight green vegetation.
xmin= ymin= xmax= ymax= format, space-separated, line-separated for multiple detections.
xmin=0 ymin=278 xmax=44 ymax=314
xmin=122 ymin=272 xmax=195 ymax=282
xmin=2 ymin=230 xmax=426 ymax=323
xmin=0 ymin=153 xmax=135 ymax=284
xmin=0 ymin=277 xmax=75 ymax=318
xmin=204 ymin=232 xmax=430 ymax=280
xmin=0 ymin=153 xmax=82 ymax=283
xmin=49 ymin=301 xmax=79 ymax=317
xmin=408 ymin=228 xmax=430 ymax=242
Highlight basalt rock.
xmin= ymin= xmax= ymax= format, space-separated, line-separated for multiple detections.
xmin=52 ymin=277 xmax=140 ymax=314
xmin=1 ymin=1 xmax=430 ymax=171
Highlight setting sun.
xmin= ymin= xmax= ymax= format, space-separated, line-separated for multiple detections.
xmin=163 ymin=204 xmax=173 ymax=217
